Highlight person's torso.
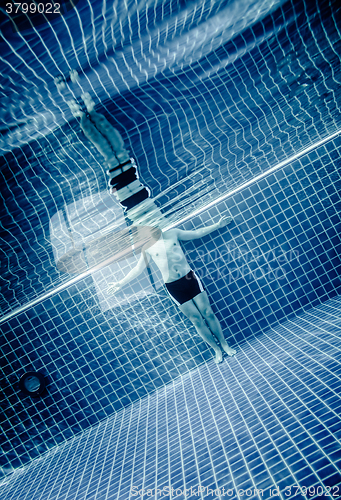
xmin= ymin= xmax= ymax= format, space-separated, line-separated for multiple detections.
xmin=145 ymin=229 xmax=191 ymax=283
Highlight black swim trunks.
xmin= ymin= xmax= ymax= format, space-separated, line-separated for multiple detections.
xmin=165 ymin=270 xmax=205 ymax=305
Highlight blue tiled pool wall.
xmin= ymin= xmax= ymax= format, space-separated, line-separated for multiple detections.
xmin=184 ymin=139 xmax=341 ymax=340
xmin=2 ymin=0 xmax=341 ymax=482
xmin=1 ymin=137 xmax=341 ymax=477
xmin=1 ymin=297 xmax=341 ymax=499
xmin=2 ymin=0 xmax=341 ymax=316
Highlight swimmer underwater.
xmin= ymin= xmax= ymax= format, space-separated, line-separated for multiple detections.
xmin=107 ymin=216 xmax=237 ymax=363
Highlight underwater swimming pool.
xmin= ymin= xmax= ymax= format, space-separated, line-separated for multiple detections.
xmin=1 ymin=0 xmax=341 ymax=498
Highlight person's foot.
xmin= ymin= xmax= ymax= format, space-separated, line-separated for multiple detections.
xmin=214 ymin=349 xmax=223 ymax=364
xmin=222 ymin=344 xmax=237 ymax=356
xmin=54 ymin=75 xmax=66 ymax=92
xmin=66 ymin=99 xmax=84 ymax=118
xmin=70 ymin=69 xmax=79 ymax=83
xmin=81 ymin=92 xmax=95 ymax=112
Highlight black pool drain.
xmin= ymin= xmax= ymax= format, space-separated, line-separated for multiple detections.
xmin=19 ymin=372 xmax=46 ymax=397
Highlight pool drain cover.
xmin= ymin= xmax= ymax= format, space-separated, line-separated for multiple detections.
xmin=19 ymin=372 xmax=46 ymax=397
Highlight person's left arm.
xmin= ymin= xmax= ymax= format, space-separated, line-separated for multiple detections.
xmin=175 ymin=216 xmax=233 ymax=241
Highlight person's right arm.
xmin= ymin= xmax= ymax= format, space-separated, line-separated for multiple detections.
xmin=107 ymin=251 xmax=149 ymax=295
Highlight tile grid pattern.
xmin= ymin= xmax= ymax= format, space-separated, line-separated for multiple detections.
xmin=1 ymin=297 xmax=340 ymax=499
xmin=1 ymin=137 xmax=341 ymax=475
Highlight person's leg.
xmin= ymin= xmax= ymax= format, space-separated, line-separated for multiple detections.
xmin=80 ymin=113 xmax=120 ymax=163
xmin=79 ymin=93 xmax=130 ymax=165
xmin=62 ymin=94 xmax=127 ymax=166
xmin=55 ymin=78 xmax=128 ymax=164
xmin=192 ymin=291 xmax=236 ymax=356
xmin=179 ymin=299 xmax=223 ymax=363
xmin=86 ymin=109 xmax=130 ymax=164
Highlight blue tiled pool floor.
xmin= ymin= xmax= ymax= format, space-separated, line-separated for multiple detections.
xmin=1 ymin=296 xmax=341 ymax=500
